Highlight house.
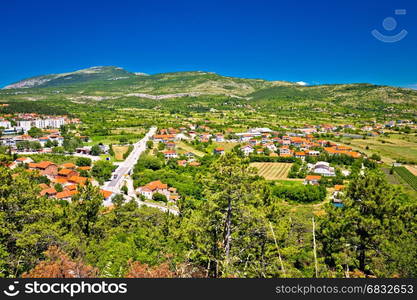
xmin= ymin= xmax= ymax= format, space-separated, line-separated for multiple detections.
xmin=55 ymin=190 xmax=78 ymax=201
xmin=295 ymin=151 xmax=306 ymax=160
xmin=265 ymin=143 xmax=277 ymax=152
xmin=166 ymin=142 xmax=176 ymax=149
xmin=61 ymin=163 xmax=76 ymax=169
xmin=76 ymin=147 xmax=91 ymax=155
xmin=14 ymin=157 xmax=34 ymax=165
xmin=68 ymin=176 xmax=88 ymax=185
xmin=304 ymin=175 xmax=322 ymax=185
xmin=312 ymin=161 xmax=335 ymax=177
xmin=137 ymin=180 xmax=169 ymax=200
xmin=153 ymin=134 xmax=175 ymax=143
xmin=57 ymin=168 xmax=79 ymax=180
xmin=307 ymin=150 xmax=320 ymax=156
xmin=213 ymin=147 xmax=225 ymax=155
xmin=100 ymin=190 xmax=113 ymax=201
xmin=177 ymin=160 xmax=187 ymax=167
xmin=40 ymin=187 xmax=57 ymax=197
xmin=188 ymin=161 xmax=201 ymax=167
xmin=215 ymin=134 xmax=225 ymax=142
xmin=279 ymin=146 xmax=292 ymax=157
xmin=163 ymin=150 xmax=178 ymax=159
xmin=332 ymin=185 xmax=345 ymax=203
xmin=77 ymin=166 xmax=91 ymax=171
xmin=28 ymin=161 xmax=58 ymax=177
xmin=184 ymin=152 xmax=195 ymax=159
xmin=241 ymin=145 xmax=254 ymax=156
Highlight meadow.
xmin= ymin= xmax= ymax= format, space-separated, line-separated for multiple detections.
xmin=340 ymin=134 xmax=417 ymax=164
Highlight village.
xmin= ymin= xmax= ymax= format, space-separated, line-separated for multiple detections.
xmin=1 ymin=112 xmax=415 ymax=210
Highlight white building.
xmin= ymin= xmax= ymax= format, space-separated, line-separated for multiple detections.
xmin=312 ymin=161 xmax=335 ymax=177
xmin=241 ymin=145 xmax=254 ymax=156
xmin=17 ymin=120 xmax=32 ymax=132
xmin=0 ymin=120 xmax=11 ymax=129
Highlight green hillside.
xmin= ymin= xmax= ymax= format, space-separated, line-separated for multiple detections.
xmin=1 ymin=66 xmax=416 ymax=120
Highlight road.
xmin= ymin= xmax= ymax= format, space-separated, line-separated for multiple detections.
xmin=104 ymin=126 xmax=157 ymax=192
xmin=102 ymin=126 xmax=179 ymax=215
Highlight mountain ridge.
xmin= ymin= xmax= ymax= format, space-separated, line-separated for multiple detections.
xmin=1 ymin=66 xmax=417 ymax=108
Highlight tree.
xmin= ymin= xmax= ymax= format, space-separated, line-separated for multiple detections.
xmin=119 ymin=137 xmax=128 ymax=144
xmin=22 ymin=246 xmax=97 ymax=278
xmin=76 ymin=157 xmax=92 ymax=167
xmin=180 ymin=153 xmax=287 ymax=277
xmin=125 ymin=261 xmax=175 ymax=278
xmin=68 ymin=183 xmax=103 ymax=238
xmin=135 ymin=155 xmax=163 ymax=171
xmin=92 ymin=160 xmax=115 ymax=182
xmin=146 ymin=140 xmax=154 ymax=149
xmin=317 ymin=170 xmax=416 ymax=276
xmin=90 ymin=145 xmax=101 ymax=156
xmin=28 ymin=127 xmax=43 ymax=138
xmin=121 ymin=184 xmax=128 ymax=195
xmin=370 ymin=153 xmax=381 ymax=161
xmin=52 ymin=146 xmax=65 ymax=154
xmin=29 ymin=141 xmax=42 ymax=151
xmin=152 ymin=192 xmax=167 ymax=203
xmin=0 ymin=167 xmax=64 ymax=276
xmin=54 ymin=183 xmax=63 ymax=193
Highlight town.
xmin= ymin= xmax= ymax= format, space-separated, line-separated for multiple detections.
xmin=2 ymin=110 xmax=415 ymax=215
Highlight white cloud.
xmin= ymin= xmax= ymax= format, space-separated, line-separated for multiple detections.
xmin=296 ymin=81 xmax=308 ymax=86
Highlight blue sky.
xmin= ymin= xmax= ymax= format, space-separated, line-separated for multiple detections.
xmin=0 ymin=0 xmax=416 ymax=88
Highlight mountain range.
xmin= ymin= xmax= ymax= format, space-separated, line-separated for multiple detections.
xmin=2 ymin=66 xmax=417 ymax=109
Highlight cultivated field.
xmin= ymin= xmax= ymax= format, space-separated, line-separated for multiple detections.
xmin=112 ymin=145 xmax=129 ymax=160
xmin=177 ymin=142 xmax=205 ymax=157
xmin=250 ymin=162 xmax=292 ymax=180
xmin=339 ymin=135 xmax=417 ymax=164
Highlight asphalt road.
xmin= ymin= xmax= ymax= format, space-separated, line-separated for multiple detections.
xmin=104 ymin=126 xmax=157 ymax=190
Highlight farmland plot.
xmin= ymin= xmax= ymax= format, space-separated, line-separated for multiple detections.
xmin=250 ymin=162 xmax=292 ymax=180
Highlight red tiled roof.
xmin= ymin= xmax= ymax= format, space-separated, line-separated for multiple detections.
xmin=28 ymin=161 xmax=55 ymax=169
xmin=61 ymin=163 xmax=76 ymax=169
xmin=68 ymin=176 xmax=88 ymax=185
xmin=55 ymin=190 xmax=78 ymax=199
xmin=144 ymin=180 xmax=168 ymax=191
xmin=305 ymin=175 xmax=322 ymax=181
xmin=58 ymin=169 xmax=74 ymax=176
xmin=40 ymin=188 xmax=57 ymax=196
xmin=77 ymin=166 xmax=91 ymax=171
xmin=39 ymin=183 xmax=49 ymax=190
xmin=100 ymin=190 xmax=113 ymax=199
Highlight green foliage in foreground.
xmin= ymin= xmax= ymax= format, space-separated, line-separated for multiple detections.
xmin=0 ymin=154 xmax=416 ymax=278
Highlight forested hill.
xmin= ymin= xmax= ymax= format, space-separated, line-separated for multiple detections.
xmin=1 ymin=66 xmax=416 ymax=113
xmin=2 ymin=66 xmax=295 ymax=96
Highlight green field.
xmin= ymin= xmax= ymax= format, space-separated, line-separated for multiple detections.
xmin=394 ymin=167 xmax=417 ymax=191
xmin=340 ymin=135 xmax=417 ymax=164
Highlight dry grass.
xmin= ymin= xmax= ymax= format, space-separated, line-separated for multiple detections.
xmin=112 ymin=145 xmax=129 ymax=160
xmin=405 ymin=165 xmax=417 ymax=176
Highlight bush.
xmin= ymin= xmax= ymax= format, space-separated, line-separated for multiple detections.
xmin=76 ymin=157 xmax=92 ymax=167
xmin=152 ymin=192 xmax=167 ymax=203
xmin=273 ymin=184 xmax=327 ymax=203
